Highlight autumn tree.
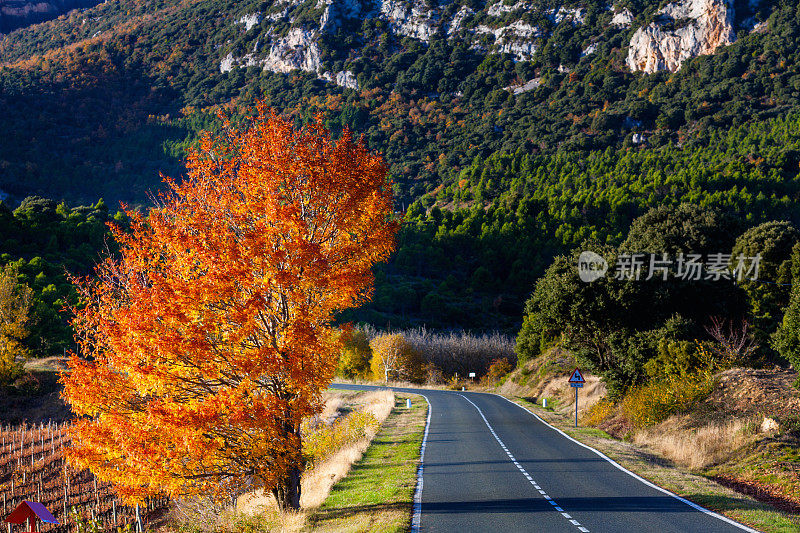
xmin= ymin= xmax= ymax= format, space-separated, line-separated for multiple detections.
xmin=369 ymin=333 xmax=424 ymax=383
xmin=0 ymin=264 xmax=32 ymax=385
xmin=335 ymin=328 xmax=372 ymax=379
xmin=62 ymin=105 xmax=398 ymax=510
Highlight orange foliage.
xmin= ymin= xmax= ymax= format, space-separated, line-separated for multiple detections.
xmin=61 ymin=103 xmax=398 ymax=510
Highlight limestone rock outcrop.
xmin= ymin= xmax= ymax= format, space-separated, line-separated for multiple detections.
xmin=380 ymin=0 xmax=438 ymax=42
xmin=626 ymin=0 xmax=735 ymax=73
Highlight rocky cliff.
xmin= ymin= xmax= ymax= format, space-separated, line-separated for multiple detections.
xmin=217 ymin=0 xmax=586 ymax=84
xmin=626 ymin=0 xmax=736 ymax=73
xmin=215 ymin=0 xmax=770 ymax=83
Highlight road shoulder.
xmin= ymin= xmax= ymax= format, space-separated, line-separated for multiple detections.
xmin=308 ymin=393 xmax=427 ymax=532
xmin=506 ymin=395 xmax=800 ymax=533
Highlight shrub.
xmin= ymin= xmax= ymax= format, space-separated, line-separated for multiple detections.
xmin=644 ymin=339 xmax=705 ymax=381
xmin=424 ymin=363 xmax=445 ymax=385
xmin=302 ymin=410 xmax=379 ymax=469
xmin=624 ymin=343 xmax=722 ymax=428
xmin=773 ymin=282 xmax=800 ymax=371
xmin=622 ymin=375 xmax=715 ymax=428
xmin=369 ymin=334 xmax=425 ymax=383
xmin=732 ymin=221 xmax=799 ymax=354
xmin=484 ymin=358 xmax=513 ymax=383
xmin=335 ymin=329 xmax=372 ymax=379
xmin=0 ymin=358 xmax=24 ymax=388
xmin=583 ymin=397 xmax=615 ymax=427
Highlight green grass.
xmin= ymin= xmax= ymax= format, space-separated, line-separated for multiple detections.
xmin=573 ymin=427 xmax=613 ymax=439
xmin=512 ymin=397 xmax=800 ymax=533
xmin=308 ymin=394 xmax=427 ymax=532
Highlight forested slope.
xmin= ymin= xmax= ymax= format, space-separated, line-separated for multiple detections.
xmin=3 ymin=0 xmax=800 ymax=330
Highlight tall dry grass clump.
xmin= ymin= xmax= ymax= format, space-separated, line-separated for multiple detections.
xmin=300 ymin=390 xmax=395 ymax=509
xmin=402 ymin=328 xmax=516 ymax=378
xmin=634 ymin=418 xmax=758 ymax=470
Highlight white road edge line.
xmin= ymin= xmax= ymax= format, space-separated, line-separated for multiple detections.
xmin=459 ymin=394 xmax=589 ymax=532
xmin=410 ymin=394 xmax=432 ymax=533
xmin=496 ymin=395 xmax=762 ymax=533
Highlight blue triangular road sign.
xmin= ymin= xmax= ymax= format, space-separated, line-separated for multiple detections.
xmin=568 ymin=368 xmax=585 ymax=383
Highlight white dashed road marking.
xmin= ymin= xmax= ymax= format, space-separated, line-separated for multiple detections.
xmin=497 ymin=395 xmax=761 ymax=533
xmin=459 ymin=394 xmax=589 ymax=533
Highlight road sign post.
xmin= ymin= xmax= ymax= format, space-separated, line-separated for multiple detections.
xmin=568 ymin=368 xmax=586 ymax=428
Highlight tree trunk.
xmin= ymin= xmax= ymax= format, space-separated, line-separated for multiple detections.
xmin=273 ymin=466 xmax=301 ymax=511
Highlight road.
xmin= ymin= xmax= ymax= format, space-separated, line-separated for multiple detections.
xmin=333 ymin=384 xmax=759 ymax=533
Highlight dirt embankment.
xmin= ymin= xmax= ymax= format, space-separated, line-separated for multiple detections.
xmin=496 ymin=348 xmax=606 ymax=416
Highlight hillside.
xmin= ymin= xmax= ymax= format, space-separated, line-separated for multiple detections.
xmin=3 ymin=0 xmax=800 ymax=329
xmin=0 ymin=0 xmax=103 ymax=33
xmin=0 ymin=0 xmax=791 ymax=204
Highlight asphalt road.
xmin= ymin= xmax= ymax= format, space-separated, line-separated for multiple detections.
xmin=332 ymin=384 xmax=759 ymax=533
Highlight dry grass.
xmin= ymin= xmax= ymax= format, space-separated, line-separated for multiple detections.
xmin=24 ymin=356 xmax=69 ymax=372
xmin=497 ymin=350 xmax=607 ymax=416
xmin=310 ymin=393 xmax=426 ymax=533
xmin=300 ymin=391 xmax=394 ymax=509
xmin=222 ymin=390 xmax=396 ymax=531
xmin=172 ymin=390 xmax=421 ymax=533
xmin=634 ymin=417 xmax=759 ymax=470
xmin=512 ymin=397 xmax=800 ymax=533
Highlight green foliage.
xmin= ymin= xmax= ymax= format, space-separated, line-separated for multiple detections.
xmin=349 ymin=110 xmax=800 ymax=330
xmin=4 ymin=0 xmax=800 ymax=337
xmin=0 ymin=264 xmax=32 ymax=386
xmin=732 ymin=221 xmax=800 ymax=355
xmin=0 ymin=197 xmax=118 ymax=358
xmin=335 ymin=329 xmax=372 ymax=379
xmin=0 ymin=0 xmax=799 ymax=212
xmin=622 ymin=204 xmax=739 ymax=256
xmin=772 ymin=283 xmax=800 ymax=371
xmin=516 ymin=204 xmax=752 ymax=395
xmin=643 ymin=340 xmax=702 ymax=381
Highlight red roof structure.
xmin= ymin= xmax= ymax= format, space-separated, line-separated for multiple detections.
xmin=4 ymin=500 xmax=59 ymax=532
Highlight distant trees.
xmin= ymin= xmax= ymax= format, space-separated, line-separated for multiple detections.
xmin=0 ymin=265 xmax=32 ymax=385
xmin=0 ymin=196 xmax=116 ymax=360
xmin=772 ymin=241 xmax=800 ymax=372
